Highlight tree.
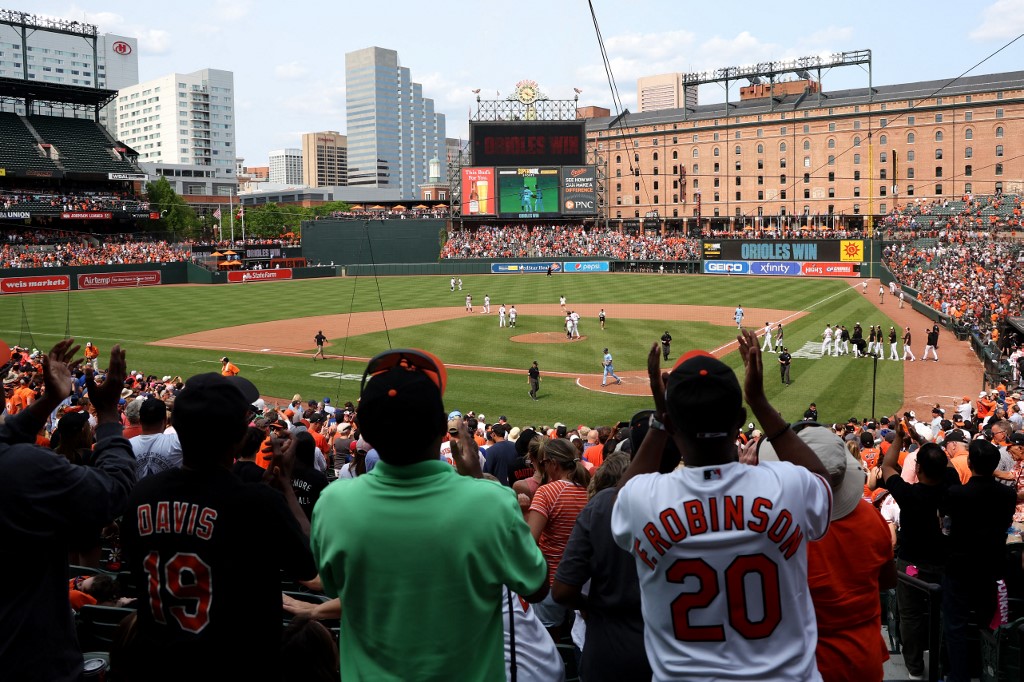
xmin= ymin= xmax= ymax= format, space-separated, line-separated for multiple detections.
xmin=145 ymin=177 xmax=199 ymax=237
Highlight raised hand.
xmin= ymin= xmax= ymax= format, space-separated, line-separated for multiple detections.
xmin=736 ymin=329 xmax=766 ymax=406
xmin=85 ymin=344 xmax=125 ymax=421
xmin=41 ymin=338 xmax=81 ymax=404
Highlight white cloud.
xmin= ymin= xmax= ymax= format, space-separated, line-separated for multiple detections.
xmin=274 ymin=61 xmax=308 ymax=80
xmin=213 ymin=0 xmax=253 ymax=21
xmin=60 ymin=5 xmax=172 ymax=54
xmin=970 ymin=0 xmax=1024 ymax=40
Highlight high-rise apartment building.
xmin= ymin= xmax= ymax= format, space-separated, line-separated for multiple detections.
xmin=0 ymin=9 xmax=138 ymax=134
xmin=345 ymin=46 xmax=446 ymax=199
xmin=301 ymin=131 xmax=347 ymax=187
xmin=115 ymin=68 xmax=236 ymax=178
xmin=268 ymin=148 xmax=304 ymax=185
xmin=637 ymin=73 xmax=698 ymax=112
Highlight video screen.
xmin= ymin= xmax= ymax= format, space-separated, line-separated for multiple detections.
xmin=497 ymin=167 xmax=561 ymax=217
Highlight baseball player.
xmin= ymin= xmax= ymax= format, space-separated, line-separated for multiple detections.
xmin=840 ymin=325 xmax=851 ymax=355
xmin=867 ymin=326 xmax=876 ymax=357
xmin=734 ymin=305 xmax=745 ymax=329
xmin=457 ymin=278 xmax=463 ymax=291
xmin=509 ymin=306 xmax=517 ymax=328
xmin=599 ymin=309 xmax=606 ymax=330
xmin=832 ymin=324 xmax=843 ymax=357
xmin=878 ymin=285 xmax=885 ymax=304
xmin=483 ymin=295 xmax=490 ymax=314
xmin=570 ymin=311 xmax=581 ymax=339
xmin=498 ymin=304 xmax=507 ymax=328
xmin=889 ymin=281 xmax=897 ymax=297
xmin=528 ymin=361 xmax=540 ymax=400
xmin=611 ymin=331 xmax=831 ymax=681
xmin=559 ymin=295 xmax=567 ymax=313
xmin=903 ymin=327 xmax=916 ymax=361
xmin=774 ymin=323 xmax=784 ymax=353
xmin=450 ymin=277 xmax=455 ymax=292
xmin=565 ymin=313 xmax=573 ymax=340
xmin=899 ymin=291 xmax=905 ymax=309
xmin=861 ymin=280 xmax=868 ymax=294
xmin=888 ymin=327 xmax=900 ymax=361
xmin=313 ymin=330 xmax=327 ymax=361
xmin=923 ymin=327 xmax=939 ymax=361
xmin=660 ymin=331 xmax=673 ymax=361
xmin=821 ymin=324 xmax=833 ymax=357
xmin=874 ymin=325 xmax=885 ymax=356
xmin=601 ymin=348 xmax=622 ymax=386
xmin=84 ymin=341 xmax=100 ymax=371
xmin=465 ymin=294 xmax=473 ymax=313
xmin=760 ymin=322 xmax=774 ymax=353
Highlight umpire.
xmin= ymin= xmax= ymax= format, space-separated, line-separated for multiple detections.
xmin=660 ymin=331 xmax=673 ymax=361
xmin=528 ymin=361 xmax=540 ymax=401
xmin=779 ymin=346 xmax=792 ymax=385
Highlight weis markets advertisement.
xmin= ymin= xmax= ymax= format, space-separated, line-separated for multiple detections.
xmin=0 ymin=275 xmax=71 ymax=294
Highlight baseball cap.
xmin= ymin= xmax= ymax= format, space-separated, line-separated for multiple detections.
xmin=760 ymin=425 xmax=864 ymax=521
xmin=1009 ymin=432 xmax=1024 ymax=446
xmin=221 ymin=357 xmax=229 ymax=362
xmin=86 ymin=342 xmax=92 ymax=347
xmin=323 ymin=397 xmax=331 ymax=404
xmin=515 ymin=428 xmax=538 ymax=457
xmin=447 ymin=416 xmax=462 ymax=434
xmin=338 ymin=421 xmax=353 ymax=433
xmin=508 ymin=426 xmax=521 ymax=442
xmin=962 ymin=395 xmax=971 ymax=402
xmin=448 ymin=410 xmax=463 ymax=420
xmin=979 ymin=391 xmax=987 ymax=398
xmin=174 ymin=373 xmax=260 ymax=431
xmin=939 ymin=429 xmax=969 ymax=446
xmin=359 ymin=357 xmax=445 ymax=442
xmin=665 ymin=351 xmax=742 ymax=440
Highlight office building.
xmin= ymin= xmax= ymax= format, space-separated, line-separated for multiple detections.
xmin=587 ymin=70 xmax=1024 ymax=226
xmin=268 ymin=148 xmax=303 ymax=185
xmin=345 ymin=46 xmax=446 ymax=199
xmin=637 ymin=73 xmax=698 ymax=112
xmin=116 ymin=68 xmax=236 ymax=179
xmin=301 ymin=131 xmax=347 ymax=187
xmin=0 ymin=9 xmax=138 ymax=134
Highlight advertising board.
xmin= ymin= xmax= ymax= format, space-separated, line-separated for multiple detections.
xmin=497 ymin=167 xmax=560 ymax=218
xmin=490 ymin=262 xmax=561 ymax=274
xmin=0 ymin=275 xmax=71 ymax=294
xmin=78 ymin=271 xmax=161 ymax=289
xmin=561 ymin=166 xmax=597 ymax=215
xmin=227 ymin=268 xmax=293 ymax=283
xmin=461 ymin=167 xmax=496 ymax=216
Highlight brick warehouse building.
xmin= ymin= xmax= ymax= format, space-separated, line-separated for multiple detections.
xmin=584 ymin=70 xmax=1023 ymax=231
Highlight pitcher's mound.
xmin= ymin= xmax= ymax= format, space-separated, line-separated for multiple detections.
xmin=511 ymin=332 xmax=588 ymax=344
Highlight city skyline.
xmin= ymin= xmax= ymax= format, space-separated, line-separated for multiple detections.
xmin=41 ymin=0 xmax=1024 ymax=165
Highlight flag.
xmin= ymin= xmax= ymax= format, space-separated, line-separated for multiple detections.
xmin=213 ymin=208 xmax=222 ymax=220
xmin=236 ymin=206 xmax=244 ymax=220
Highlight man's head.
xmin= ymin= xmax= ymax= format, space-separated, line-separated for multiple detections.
xmin=665 ymin=351 xmax=745 ymax=461
xmin=990 ymin=419 xmax=1011 ymax=444
xmin=968 ymin=439 xmax=1001 ymax=477
xmin=173 ymin=373 xmax=260 ymax=469
xmin=221 ymin=356 xmax=229 ymax=363
xmin=139 ymin=397 xmax=168 ymax=432
xmin=915 ymin=442 xmax=949 ymax=483
xmin=125 ymin=397 xmax=144 ymax=425
xmin=859 ymin=431 xmax=875 ymax=449
xmin=357 ymin=349 xmax=446 ymax=465
xmin=940 ymin=429 xmax=969 ymax=458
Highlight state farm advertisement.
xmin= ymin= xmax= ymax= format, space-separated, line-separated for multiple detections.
xmin=801 ymin=262 xmax=859 ymax=277
xmin=61 ymin=212 xmax=113 ymax=220
xmin=0 ymin=275 xmax=71 ymax=294
xmin=78 ymin=271 xmax=162 ymax=289
xmin=227 ymin=268 xmax=293 ymax=283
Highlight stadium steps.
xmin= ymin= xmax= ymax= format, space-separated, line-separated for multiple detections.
xmin=28 ymin=115 xmax=141 ymax=175
xmin=0 ymin=113 xmax=62 ymax=173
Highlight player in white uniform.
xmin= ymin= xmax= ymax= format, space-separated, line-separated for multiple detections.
xmin=509 ymin=306 xmax=517 ymax=328
xmin=888 ymin=326 xmax=900 ymax=361
xmin=833 ymin=324 xmax=843 ymax=356
xmin=565 ymin=314 xmax=573 ymax=340
xmin=498 ymin=304 xmax=507 ymax=328
xmin=902 ymin=327 xmax=916 ymax=361
xmin=482 ymin=294 xmax=490 ymax=314
xmin=450 ymin=277 xmax=455 ymax=292
xmin=612 ymin=333 xmax=831 ymax=682
xmin=559 ymin=295 xmax=567 ymax=312
xmin=760 ymin=322 xmax=774 ymax=353
xmin=465 ymin=294 xmax=473 ymax=312
xmin=570 ymin=311 xmax=581 ymax=339
xmin=821 ymin=324 xmax=834 ymax=357
xmin=734 ymin=305 xmax=745 ymax=329
xmin=457 ymin=278 xmax=463 ymax=291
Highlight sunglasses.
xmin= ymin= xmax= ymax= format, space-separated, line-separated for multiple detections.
xmin=360 ymin=348 xmax=447 ymax=396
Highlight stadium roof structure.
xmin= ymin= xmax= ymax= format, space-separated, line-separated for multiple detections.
xmin=0 ymin=76 xmax=118 ymax=113
xmin=586 ymin=70 xmax=1024 ymax=132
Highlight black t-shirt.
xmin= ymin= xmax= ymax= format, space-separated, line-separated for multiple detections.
xmin=528 ymin=366 xmax=540 ymax=382
xmin=804 ymin=408 xmax=818 ymax=421
xmin=941 ymin=476 xmax=1015 ymax=577
xmin=483 ymin=440 xmax=518 ymax=487
xmin=555 ymin=488 xmax=653 ymax=681
xmin=779 ymin=351 xmax=792 ymax=365
xmin=661 ymin=333 xmax=672 ymax=346
xmin=853 ymin=326 xmax=863 ymax=340
xmin=121 ymin=466 xmax=316 ymax=680
xmin=231 ymin=460 xmax=265 ymax=483
xmin=314 ymin=333 xmax=326 ymax=346
xmin=928 ymin=330 xmax=939 ymax=346
xmin=884 ymin=474 xmax=949 ymax=566
xmin=291 ymin=464 xmax=328 ymax=520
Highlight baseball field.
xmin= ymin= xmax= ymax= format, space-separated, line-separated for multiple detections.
xmin=0 ymin=272 xmax=907 ymax=427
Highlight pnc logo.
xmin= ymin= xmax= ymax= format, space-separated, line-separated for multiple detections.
xmin=112 ymin=41 xmax=132 ymax=55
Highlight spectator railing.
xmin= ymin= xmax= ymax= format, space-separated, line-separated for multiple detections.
xmin=897 ymin=571 xmax=943 ymax=682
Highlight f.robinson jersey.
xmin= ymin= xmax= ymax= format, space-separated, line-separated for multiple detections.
xmin=611 ymin=461 xmax=831 ymax=681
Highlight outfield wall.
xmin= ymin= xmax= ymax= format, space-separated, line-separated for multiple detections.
xmin=300 ymin=219 xmax=446 ymax=266
xmin=0 ymin=263 xmax=336 ymax=292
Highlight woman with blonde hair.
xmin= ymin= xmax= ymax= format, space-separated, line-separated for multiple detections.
xmin=528 ymin=438 xmax=590 ymax=636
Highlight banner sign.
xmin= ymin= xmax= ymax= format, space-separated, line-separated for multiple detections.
xmin=801 ymin=262 xmax=860 ymax=277
xmin=702 ymin=239 xmax=864 ymax=262
xmin=490 ymin=262 xmax=562 ymax=274
xmin=0 ymin=275 xmax=71 ymax=294
xmin=461 ymin=167 xmax=496 ymax=216
xmin=563 ymin=261 xmax=609 ymax=272
xmin=703 ymin=261 xmax=749 ymax=275
xmin=78 ymin=271 xmax=161 ymax=289
xmin=227 ymin=268 xmax=293 ymax=283
xmin=62 ymin=212 xmax=112 ymax=220
xmin=0 ymin=211 xmax=30 ymax=219
xmin=561 ymin=166 xmax=597 ymax=215
xmin=244 ymin=248 xmax=283 ymax=259
xmin=108 ymin=173 xmax=147 ymax=181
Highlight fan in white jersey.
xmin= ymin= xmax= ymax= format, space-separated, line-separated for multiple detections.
xmin=611 ymin=332 xmax=832 ymax=681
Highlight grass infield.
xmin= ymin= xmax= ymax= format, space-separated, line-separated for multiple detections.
xmin=0 ymin=273 xmax=904 ymax=428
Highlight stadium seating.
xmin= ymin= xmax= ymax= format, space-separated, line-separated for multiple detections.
xmin=0 ymin=113 xmax=61 ymax=173
xmin=28 ymin=115 xmax=141 ymax=175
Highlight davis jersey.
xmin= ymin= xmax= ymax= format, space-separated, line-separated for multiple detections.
xmin=611 ymin=461 xmax=831 ymax=681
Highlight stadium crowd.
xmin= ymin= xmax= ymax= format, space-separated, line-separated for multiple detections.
xmin=441 ymin=224 xmax=700 ymax=260
xmin=2 ymin=334 xmax=1022 ymax=681
xmin=1 ymin=239 xmax=192 ymax=268
xmin=1 ymin=188 xmax=148 ymax=213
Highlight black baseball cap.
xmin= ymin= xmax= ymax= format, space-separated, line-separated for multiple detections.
xmin=666 ymin=351 xmax=742 ymax=440
xmin=1009 ymin=432 xmax=1024 ymax=446
xmin=939 ymin=429 xmax=969 ymax=446
xmin=175 ymin=373 xmax=259 ymax=429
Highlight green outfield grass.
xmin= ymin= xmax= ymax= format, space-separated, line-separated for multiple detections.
xmin=0 ymin=273 xmax=904 ymax=428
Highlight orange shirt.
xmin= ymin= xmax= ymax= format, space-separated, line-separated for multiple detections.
xmin=221 ymin=362 xmax=240 ymax=377
xmin=950 ymin=454 xmax=972 ymax=484
xmin=808 ymin=501 xmax=892 ymax=682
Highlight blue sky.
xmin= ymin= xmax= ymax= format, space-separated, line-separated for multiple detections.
xmin=44 ymin=0 xmax=1024 ymax=165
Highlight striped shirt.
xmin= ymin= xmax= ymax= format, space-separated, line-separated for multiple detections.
xmin=530 ymin=479 xmax=588 ymax=585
